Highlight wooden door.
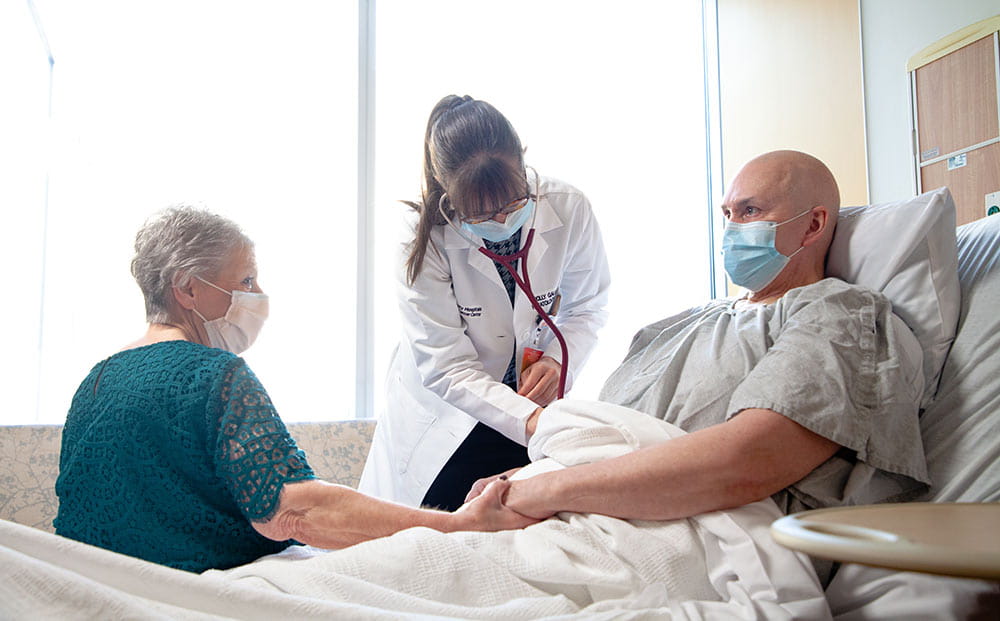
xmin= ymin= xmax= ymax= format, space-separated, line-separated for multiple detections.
xmin=910 ymin=18 xmax=1000 ymax=225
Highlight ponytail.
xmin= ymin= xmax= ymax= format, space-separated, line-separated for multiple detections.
xmin=404 ymin=95 xmax=524 ymax=285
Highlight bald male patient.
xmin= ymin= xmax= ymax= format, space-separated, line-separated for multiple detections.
xmin=474 ymin=150 xmax=929 ymax=585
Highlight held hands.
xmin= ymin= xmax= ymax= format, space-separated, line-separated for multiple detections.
xmin=453 ymin=476 xmax=539 ymax=532
xmin=464 ymin=466 xmax=523 ymax=504
xmin=459 ymin=406 xmax=552 ymax=528
xmin=463 ymin=467 xmax=556 ymax=522
xmin=518 ymin=355 xmax=561 ymax=406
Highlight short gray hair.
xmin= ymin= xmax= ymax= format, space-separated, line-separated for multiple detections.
xmin=131 ymin=206 xmax=253 ymax=324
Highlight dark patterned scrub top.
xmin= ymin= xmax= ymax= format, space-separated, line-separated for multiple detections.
xmin=54 ymin=340 xmax=315 ymax=572
xmin=484 ymin=228 xmax=522 ymax=389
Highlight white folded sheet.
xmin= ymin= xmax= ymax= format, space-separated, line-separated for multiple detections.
xmin=0 ymin=400 xmax=830 ymax=620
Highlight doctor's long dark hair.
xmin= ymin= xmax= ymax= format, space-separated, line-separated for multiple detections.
xmin=404 ymin=95 xmax=527 ymax=285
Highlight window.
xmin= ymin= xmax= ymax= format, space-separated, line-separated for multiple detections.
xmin=1 ymin=0 xmax=50 ymax=422
xmin=3 ymin=1 xmax=717 ymax=425
xmin=4 ymin=1 xmax=358 ymax=423
xmin=373 ymin=0 xmax=713 ymax=412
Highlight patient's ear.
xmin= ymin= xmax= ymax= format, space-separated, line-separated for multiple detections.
xmin=802 ymin=205 xmax=830 ymax=247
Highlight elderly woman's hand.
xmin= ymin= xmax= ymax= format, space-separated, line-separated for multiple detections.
xmin=464 ymin=466 xmax=524 ymax=504
xmin=452 ymin=477 xmax=539 ymax=532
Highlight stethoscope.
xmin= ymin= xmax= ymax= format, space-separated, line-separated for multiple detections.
xmin=438 ymin=168 xmax=570 ymax=399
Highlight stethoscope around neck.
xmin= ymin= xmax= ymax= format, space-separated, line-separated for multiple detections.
xmin=438 ymin=168 xmax=570 ymax=400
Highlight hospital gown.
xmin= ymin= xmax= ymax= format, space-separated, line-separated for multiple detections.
xmin=600 ymin=277 xmax=929 ymax=515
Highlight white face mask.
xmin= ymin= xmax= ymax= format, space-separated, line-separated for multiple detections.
xmin=192 ymin=276 xmax=269 ymax=354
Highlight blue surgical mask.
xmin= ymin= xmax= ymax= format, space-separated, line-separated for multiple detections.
xmin=722 ymin=208 xmax=812 ymax=292
xmin=460 ymin=199 xmax=535 ymax=242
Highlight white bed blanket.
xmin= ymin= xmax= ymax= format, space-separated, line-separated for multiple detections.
xmin=0 ymin=400 xmax=829 ymax=620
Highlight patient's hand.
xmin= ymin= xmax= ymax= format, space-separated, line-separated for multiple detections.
xmin=453 ymin=477 xmax=539 ymax=532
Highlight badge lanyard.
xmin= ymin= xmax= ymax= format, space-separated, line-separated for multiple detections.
xmin=439 ymin=170 xmax=569 ymax=399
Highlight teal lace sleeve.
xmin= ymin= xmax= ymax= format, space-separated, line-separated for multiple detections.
xmin=213 ymin=361 xmax=315 ymax=521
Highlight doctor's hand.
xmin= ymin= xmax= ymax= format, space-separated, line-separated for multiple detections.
xmin=453 ymin=477 xmax=539 ymax=532
xmin=518 ymin=355 xmax=561 ymax=406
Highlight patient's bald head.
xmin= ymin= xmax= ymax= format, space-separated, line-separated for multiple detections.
xmin=738 ymin=150 xmax=840 ymax=236
xmin=722 ymin=150 xmax=841 ymax=301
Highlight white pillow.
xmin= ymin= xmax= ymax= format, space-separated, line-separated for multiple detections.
xmin=825 ymin=186 xmax=960 ymax=408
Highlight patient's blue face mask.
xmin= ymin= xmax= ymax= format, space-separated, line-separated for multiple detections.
xmin=460 ymin=198 xmax=535 ymax=242
xmin=722 ymin=208 xmax=812 ymax=292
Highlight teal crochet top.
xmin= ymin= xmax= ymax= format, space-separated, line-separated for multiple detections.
xmin=54 ymin=340 xmax=315 ymax=572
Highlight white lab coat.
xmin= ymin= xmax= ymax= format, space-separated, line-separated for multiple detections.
xmin=359 ymin=173 xmax=611 ymax=507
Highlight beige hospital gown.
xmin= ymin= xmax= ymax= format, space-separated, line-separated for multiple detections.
xmin=600 ymin=277 xmax=929 ymax=514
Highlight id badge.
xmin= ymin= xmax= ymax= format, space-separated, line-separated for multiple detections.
xmin=519 ymin=346 xmax=544 ymax=389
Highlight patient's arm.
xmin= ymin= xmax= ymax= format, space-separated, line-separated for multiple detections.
xmin=503 ymin=408 xmax=838 ymax=521
xmin=252 ymin=476 xmax=536 ymax=548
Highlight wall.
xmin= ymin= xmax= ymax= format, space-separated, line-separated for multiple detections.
xmin=718 ymin=0 xmax=868 ymax=206
xmin=861 ymin=0 xmax=999 ymax=204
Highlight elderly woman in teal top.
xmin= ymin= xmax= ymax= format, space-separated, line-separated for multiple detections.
xmin=54 ymin=206 xmax=533 ymax=573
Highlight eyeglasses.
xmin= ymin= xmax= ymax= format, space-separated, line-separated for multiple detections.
xmin=462 ymin=196 xmax=531 ymax=225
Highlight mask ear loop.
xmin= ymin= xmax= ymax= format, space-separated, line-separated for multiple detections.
xmin=194 ymin=274 xmax=234 ymax=297
xmin=438 ymin=193 xmax=488 ymax=247
xmin=190 ymin=274 xmax=232 ymax=325
xmin=778 ymin=206 xmax=816 ymax=226
xmin=524 ymin=165 xmax=540 ymax=231
xmin=781 ymin=205 xmax=818 ymax=257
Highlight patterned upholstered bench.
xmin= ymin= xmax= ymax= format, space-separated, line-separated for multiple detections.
xmin=0 ymin=420 xmax=376 ymax=533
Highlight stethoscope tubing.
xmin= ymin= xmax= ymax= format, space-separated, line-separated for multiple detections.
xmin=476 ymin=228 xmax=569 ymax=399
xmin=437 ymin=168 xmax=570 ymax=400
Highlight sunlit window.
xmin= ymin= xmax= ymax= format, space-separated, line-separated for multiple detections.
xmin=4 ymin=0 xmax=357 ymax=423
xmin=373 ymin=0 xmax=711 ymax=413
xmin=2 ymin=1 xmax=714 ymax=425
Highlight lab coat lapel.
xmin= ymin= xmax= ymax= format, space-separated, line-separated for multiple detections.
xmin=524 ymin=192 xmax=560 ymax=278
xmin=515 ymin=183 xmax=563 ymax=327
xmin=442 ymin=223 xmax=507 ymax=292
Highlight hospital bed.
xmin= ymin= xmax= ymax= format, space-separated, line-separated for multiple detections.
xmin=814 ymin=188 xmax=1000 ymax=618
xmin=1 ymin=187 xmax=998 ymax=618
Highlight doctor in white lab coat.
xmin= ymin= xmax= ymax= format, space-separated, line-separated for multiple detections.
xmin=359 ymin=95 xmax=610 ymax=510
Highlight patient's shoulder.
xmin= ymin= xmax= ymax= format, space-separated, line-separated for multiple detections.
xmin=783 ymin=277 xmax=890 ymax=313
xmin=629 ymin=299 xmax=728 ymax=339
